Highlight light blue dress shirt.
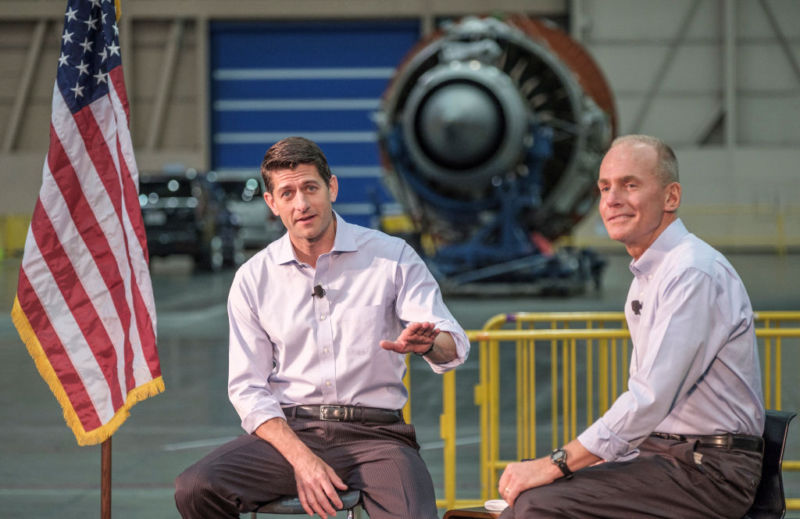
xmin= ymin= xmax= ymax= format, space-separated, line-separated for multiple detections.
xmin=579 ymin=219 xmax=764 ymax=461
xmin=227 ymin=213 xmax=470 ymax=434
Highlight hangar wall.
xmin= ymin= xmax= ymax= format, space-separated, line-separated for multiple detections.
xmin=1 ymin=0 xmax=798 ymax=254
xmin=569 ymin=0 xmax=800 ymax=252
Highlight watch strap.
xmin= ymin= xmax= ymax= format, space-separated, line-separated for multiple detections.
xmin=551 ymin=448 xmax=574 ymax=480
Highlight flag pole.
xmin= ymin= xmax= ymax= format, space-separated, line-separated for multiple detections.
xmin=101 ymin=437 xmax=112 ymax=519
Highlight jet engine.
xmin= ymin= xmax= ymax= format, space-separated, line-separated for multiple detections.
xmin=376 ymin=15 xmax=616 ymax=292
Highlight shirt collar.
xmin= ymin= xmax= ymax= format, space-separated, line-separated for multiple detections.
xmin=330 ymin=212 xmax=358 ymax=253
xmin=274 ymin=211 xmax=357 ymax=265
xmin=629 ymin=218 xmax=688 ymax=277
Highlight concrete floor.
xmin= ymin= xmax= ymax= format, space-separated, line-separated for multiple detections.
xmin=1 ymin=250 xmax=799 ymax=518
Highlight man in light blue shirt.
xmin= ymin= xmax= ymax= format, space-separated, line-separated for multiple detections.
xmin=175 ymin=136 xmax=469 ymax=519
xmin=499 ymin=135 xmax=764 ymax=518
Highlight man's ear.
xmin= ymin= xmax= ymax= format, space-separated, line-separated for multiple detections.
xmin=263 ymin=191 xmax=279 ymax=216
xmin=664 ymin=182 xmax=681 ymax=213
xmin=328 ymin=175 xmax=338 ymax=203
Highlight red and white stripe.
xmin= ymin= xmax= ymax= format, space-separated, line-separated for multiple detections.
xmin=13 ymin=64 xmax=162 ymax=445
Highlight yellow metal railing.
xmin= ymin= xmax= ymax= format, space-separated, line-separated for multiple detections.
xmin=482 ymin=310 xmax=800 ymax=331
xmin=471 ymin=328 xmax=632 ymax=502
xmin=428 ymin=312 xmax=800 ymax=511
xmin=0 ymin=214 xmax=31 ymax=259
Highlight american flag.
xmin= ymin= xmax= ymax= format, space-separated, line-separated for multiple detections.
xmin=10 ymin=0 xmax=163 ymax=446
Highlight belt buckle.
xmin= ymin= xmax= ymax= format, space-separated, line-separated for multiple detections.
xmin=721 ymin=434 xmax=734 ymax=449
xmin=654 ymin=432 xmax=685 ymax=441
xmin=320 ymin=405 xmax=345 ymax=421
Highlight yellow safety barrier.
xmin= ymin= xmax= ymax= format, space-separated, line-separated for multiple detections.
xmin=483 ymin=310 xmax=800 ymax=331
xmin=427 ymin=312 xmax=800 ymax=511
xmin=471 ymin=328 xmax=632 ymax=503
xmin=0 ymin=214 xmax=31 ymax=258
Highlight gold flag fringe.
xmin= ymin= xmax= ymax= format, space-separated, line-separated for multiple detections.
xmin=11 ymin=295 xmax=164 ymax=446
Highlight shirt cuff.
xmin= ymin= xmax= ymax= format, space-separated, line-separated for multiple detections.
xmin=423 ymin=325 xmax=469 ymax=373
xmin=578 ymin=418 xmax=639 ymax=462
xmin=240 ymin=403 xmax=286 ymax=434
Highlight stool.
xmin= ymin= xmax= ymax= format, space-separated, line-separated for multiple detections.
xmin=742 ymin=410 xmax=796 ymax=519
xmin=443 ymin=507 xmax=499 ymax=518
xmin=250 ymin=489 xmax=362 ymax=518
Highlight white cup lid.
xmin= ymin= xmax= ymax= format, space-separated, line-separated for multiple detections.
xmin=484 ymin=499 xmax=509 ymax=512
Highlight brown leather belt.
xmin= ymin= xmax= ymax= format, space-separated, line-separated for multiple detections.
xmin=283 ymin=404 xmax=403 ymax=424
xmin=650 ymin=432 xmax=763 ymax=453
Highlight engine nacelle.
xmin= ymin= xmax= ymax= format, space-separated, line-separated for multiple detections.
xmin=377 ymin=15 xmax=616 ymax=288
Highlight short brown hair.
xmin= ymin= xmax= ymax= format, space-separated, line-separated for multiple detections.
xmin=260 ymin=136 xmax=332 ymax=193
xmin=610 ymin=134 xmax=679 ymax=185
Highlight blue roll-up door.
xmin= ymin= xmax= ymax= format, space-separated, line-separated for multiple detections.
xmin=210 ymin=21 xmax=419 ymax=228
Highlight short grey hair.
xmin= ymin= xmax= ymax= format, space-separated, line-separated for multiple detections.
xmin=610 ymin=134 xmax=679 ymax=185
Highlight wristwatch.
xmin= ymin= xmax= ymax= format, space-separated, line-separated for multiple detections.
xmin=550 ymin=448 xmax=573 ymax=480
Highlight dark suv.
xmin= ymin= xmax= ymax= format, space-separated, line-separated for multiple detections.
xmin=139 ymin=169 xmax=244 ymax=271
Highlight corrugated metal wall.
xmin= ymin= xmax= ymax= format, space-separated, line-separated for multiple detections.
xmin=210 ymin=20 xmax=420 ymax=228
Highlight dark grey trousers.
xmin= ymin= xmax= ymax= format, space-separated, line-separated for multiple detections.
xmin=500 ymin=437 xmax=762 ymax=519
xmin=174 ymin=418 xmax=438 ymax=519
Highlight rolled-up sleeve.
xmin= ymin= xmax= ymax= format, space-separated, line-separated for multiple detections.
xmin=394 ymin=243 xmax=469 ymax=373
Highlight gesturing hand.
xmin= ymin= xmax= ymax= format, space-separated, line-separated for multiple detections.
xmin=380 ymin=321 xmax=440 ymax=355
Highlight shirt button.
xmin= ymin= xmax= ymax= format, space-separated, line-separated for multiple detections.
xmin=323 ymin=348 xmax=329 ymax=353
xmin=320 ymin=314 xmax=327 ymax=321
xmin=325 ymin=380 xmax=331 ymax=386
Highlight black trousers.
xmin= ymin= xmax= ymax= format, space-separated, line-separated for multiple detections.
xmin=500 ymin=436 xmax=762 ymax=519
xmin=174 ymin=418 xmax=438 ymax=519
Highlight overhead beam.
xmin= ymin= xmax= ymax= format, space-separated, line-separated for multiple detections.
xmin=569 ymin=0 xmax=585 ymax=42
xmin=3 ymin=20 xmax=47 ymax=153
xmin=196 ymin=15 xmax=210 ymax=169
xmin=628 ymin=0 xmax=701 ymax=134
xmin=724 ymin=0 xmax=736 ymax=148
xmin=0 ymin=0 xmax=566 ymax=20
xmin=758 ymin=0 xmax=800 ymax=86
xmin=146 ymin=19 xmax=185 ymax=151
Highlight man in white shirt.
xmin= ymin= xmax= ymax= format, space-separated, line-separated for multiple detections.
xmin=498 ymin=135 xmax=764 ymax=518
xmin=175 ymin=136 xmax=470 ymax=519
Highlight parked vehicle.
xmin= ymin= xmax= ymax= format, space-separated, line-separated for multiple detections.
xmin=139 ymin=169 xmax=244 ymax=271
xmin=216 ymin=174 xmax=285 ymax=250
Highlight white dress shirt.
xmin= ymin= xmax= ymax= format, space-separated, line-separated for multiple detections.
xmin=227 ymin=213 xmax=470 ymax=433
xmin=579 ymin=219 xmax=764 ymax=461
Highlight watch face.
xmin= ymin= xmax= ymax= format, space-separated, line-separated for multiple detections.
xmin=552 ymin=449 xmax=566 ymax=462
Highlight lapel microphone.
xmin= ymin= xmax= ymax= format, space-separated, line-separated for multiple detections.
xmin=312 ymin=285 xmax=325 ymax=298
xmin=631 ymin=300 xmax=643 ymax=316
